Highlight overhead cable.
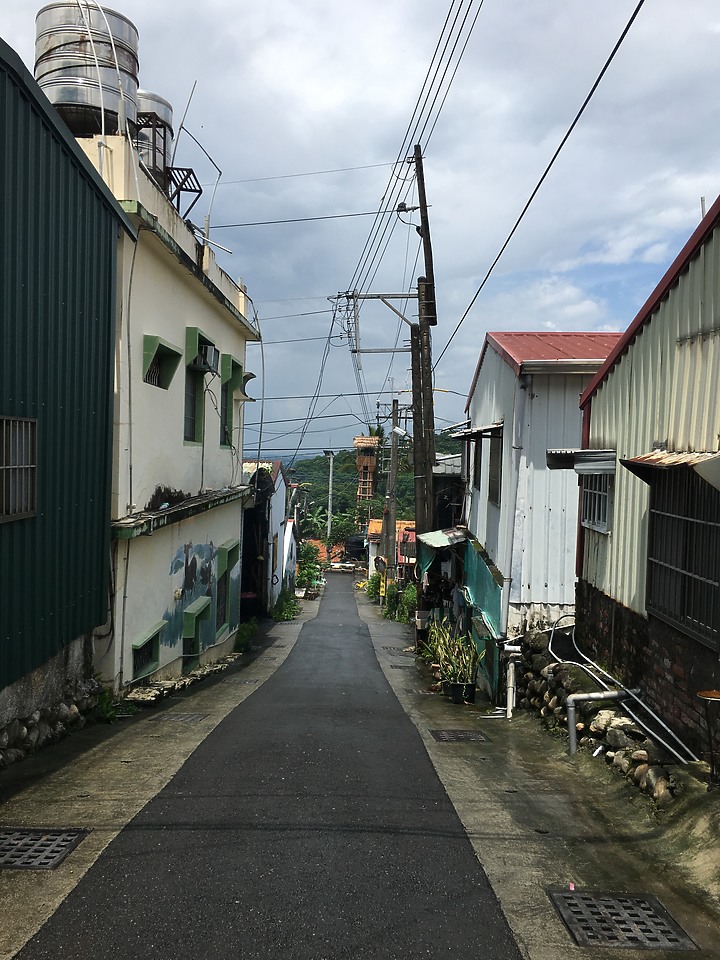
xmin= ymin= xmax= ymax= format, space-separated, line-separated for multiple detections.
xmin=434 ymin=0 xmax=648 ymax=370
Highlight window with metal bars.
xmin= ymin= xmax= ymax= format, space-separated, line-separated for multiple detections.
xmin=473 ymin=440 xmax=482 ymax=491
xmin=184 ymin=368 xmax=203 ymax=442
xmin=647 ymin=467 xmax=720 ymax=651
xmin=220 ymin=381 xmax=230 ymax=446
xmin=132 ymin=627 xmax=161 ymax=679
xmin=1 ymin=417 xmax=37 ymax=523
xmin=581 ymin=473 xmax=612 ymax=533
xmin=143 ymin=353 xmax=162 ymax=386
xmin=488 ymin=434 xmax=502 ymax=506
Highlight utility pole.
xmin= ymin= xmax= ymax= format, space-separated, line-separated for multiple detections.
xmin=324 ymin=449 xmax=334 ymax=552
xmin=387 ymin=398 xmax=399 ymax=587
xmin=411 ymin=325 xmax=427 ymax=534
xmin=413 ymin=144 xmax=437 ymax=532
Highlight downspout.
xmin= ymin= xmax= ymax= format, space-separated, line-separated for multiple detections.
xmin=500 ymin=375 xmax=529 ymax=636
xmin=567 ymin=688 xmax=640 ymax=755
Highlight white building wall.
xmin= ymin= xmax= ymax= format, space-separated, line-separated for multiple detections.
xmin=586 ymin=226 xmax=720 ymax=613
xmin=109 ymin=503 xmax=243 ymax=686
xmin=468 ymin=349 xmax=594 ymax=633
xmin=78 ymin=136 xmax=260 ymax=690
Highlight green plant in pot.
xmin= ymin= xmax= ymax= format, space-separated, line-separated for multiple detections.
xmin=430 ymin=623 xmax=480 ymax=703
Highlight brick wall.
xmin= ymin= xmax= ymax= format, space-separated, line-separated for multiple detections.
xmin=576 ymin=579 xmax=720 ymax=760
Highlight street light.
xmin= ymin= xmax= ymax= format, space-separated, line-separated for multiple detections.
xmin=324 ymin=450 xmax=334 ymax=544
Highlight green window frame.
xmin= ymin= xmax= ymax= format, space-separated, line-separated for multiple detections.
xmin=182 ymin=596 xmax=211 ymax=672
xmin=220 ymin=354 xmax=252 ymax=447
xmin=132 ymin=620 xmax=165 ymax=679
xmin=184 ymin=327 xmax=217 ymax=444
xmin=216 ymin=538 xmax=240 ymax=637
xmin=142 ymin=336 xmax=183 ymax=389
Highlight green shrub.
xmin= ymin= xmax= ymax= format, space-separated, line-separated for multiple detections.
xmin=366 ymin=571 xmax=382 ymax=600
xmin=94 ymin=687 xmax=117 ymax=723
xmin=384 ymin=582 xmax=399 ymax=619
xmin=235 ymin=618 xmax=258 ymax=653
xmin=297 ymin=542 xmax=322 ymax=587
xmin=271 ymin=588 xmax=301 ymax=622
xmin=396 ymin=583 xmax=417 ymax=624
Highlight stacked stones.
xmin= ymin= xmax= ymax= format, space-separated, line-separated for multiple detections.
xmin=0 ymin=677 xmax=102 ymax=770
xmin=124 ymin=653 xmax=244 ymax=706
xmin=516 ymin=630 xmax=675 ymax=807
xmin=0 ymin=653 xmax=246 ymax=770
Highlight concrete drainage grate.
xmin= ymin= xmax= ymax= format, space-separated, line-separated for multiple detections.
xmin=390 ymin=664 xmax=416 ymax=670
xmin=226 ymin=678 xmax=260 ymax=685
xmin=254 ymin=656 xmax=277 ymax=662
xmin=404 ymin=688 xmax=435 ymax=696
xmin=550 ymin=890 xmax=698 ymax=951
xmin=148 ymin=713 xmax=209 ymax=724
xmin=0 ymin=828 xmax=88 ymax=870
xmin=430 ymin=729 xmax=487 ymax=742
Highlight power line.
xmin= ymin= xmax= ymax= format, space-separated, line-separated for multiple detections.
xmin=212 ymin=210 xmax=392 ymax=229
xmin=434 ymin=0 xmax=647 ymax=370
xmin=204 ymin=161 xmax=394 ymax=187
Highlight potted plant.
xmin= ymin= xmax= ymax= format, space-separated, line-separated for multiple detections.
xmin=430 ymin=623 xmax=479 ymax=703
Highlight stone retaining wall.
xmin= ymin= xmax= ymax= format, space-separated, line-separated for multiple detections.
xmin=516 ymin=630 xmax=677 ymax=807
xmin=0 ymin=654 xmax=245 ymax=773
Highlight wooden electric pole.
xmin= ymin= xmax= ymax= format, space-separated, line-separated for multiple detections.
xmin=413 ymin=144 xmax=437 ymax=532
xmin=386 ymin=398 xmax=399 ymax=585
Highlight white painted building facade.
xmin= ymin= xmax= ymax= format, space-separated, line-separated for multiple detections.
xmin=79 ymin=135 xmax=260 ymax=689
xmin=462 ymin=332 xmax=620 ymax=636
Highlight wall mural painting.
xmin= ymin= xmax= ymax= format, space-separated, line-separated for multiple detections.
xmin=161 ymin=540 xmax=216 ymax=651
xmin=151 ymin=539 xmax=241 ymax=654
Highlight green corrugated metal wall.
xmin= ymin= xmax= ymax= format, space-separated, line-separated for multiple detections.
xmin=1 ymin=41 xmax=125 ymax=688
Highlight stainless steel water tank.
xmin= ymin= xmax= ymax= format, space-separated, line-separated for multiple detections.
xmin=34 ymin=2 xmax=139 ymax=136
xmin=136 ymin=89 xmax=173 ymax=180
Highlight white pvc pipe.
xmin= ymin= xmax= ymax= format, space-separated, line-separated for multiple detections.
xmin=566 ymin=689 xmax=639 ymax=755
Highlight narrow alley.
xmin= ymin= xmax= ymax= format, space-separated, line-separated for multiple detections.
xmin=2 ymin=575 xmax=719 ymax=959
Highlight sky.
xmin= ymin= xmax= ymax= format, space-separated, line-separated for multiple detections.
xmin=4 ymin=1 xmax=720 ymax=460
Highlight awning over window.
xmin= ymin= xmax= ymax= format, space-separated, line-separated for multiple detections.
xmin=546 ymin=448 xmax=616 ymax=474
xmin=621 ymin=449 xmax=720 ymax=490
xmin=451 ymin=421 xmax=503 ymax=440
xmin=416 ymin=527 xmax=468 ymax=549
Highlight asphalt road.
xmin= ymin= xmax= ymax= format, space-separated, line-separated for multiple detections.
xmin=15 ymin=575 xmax=522 ymax=960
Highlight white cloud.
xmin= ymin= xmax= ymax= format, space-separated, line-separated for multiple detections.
xmin=3 ymin=0 xmax=720 ymax=452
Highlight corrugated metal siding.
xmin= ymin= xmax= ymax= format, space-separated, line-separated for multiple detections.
xmin=586 ymin=222 xmax=720 ymax=613
xmin=1 ymin=52 xmax=120 ymax=687
xmin=518 ymin=374 xmax=586 ymax=605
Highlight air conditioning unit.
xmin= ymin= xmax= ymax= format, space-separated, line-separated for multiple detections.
xmin=192 ymin=343 xmax=220 ymax=373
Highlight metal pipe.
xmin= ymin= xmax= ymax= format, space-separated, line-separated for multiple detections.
xmin=548 ymin=615 xmax=698 ymax=763
xmin=567 ymin=689 xmax=639 ymax=755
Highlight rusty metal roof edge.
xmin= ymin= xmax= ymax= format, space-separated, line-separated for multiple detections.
xmin=112 ymin=486 xmax=251 ymax=539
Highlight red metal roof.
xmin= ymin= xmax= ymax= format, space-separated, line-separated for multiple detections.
xmin=580 ymin=193 xmax=720 ymax=409
xmin=466 ymin=331 xmax=621 ymax=409
xmin=490 ymin=331 xmax=620 ymax=370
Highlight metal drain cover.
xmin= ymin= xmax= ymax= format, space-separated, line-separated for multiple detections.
xmin=550 ymin=891 xmax=697 ymax=950
xmin=254 ymin=656 xmax=277 ymax=662
xmin=0 ymin=828 xmax=88 ymax=870
xmin=390 ymin=664 xmax=415 ymax=670
xmin=430 ymin=729 xmax=487 ymax=742
xmin=149 ymin=713 xmax=209 ymax=724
